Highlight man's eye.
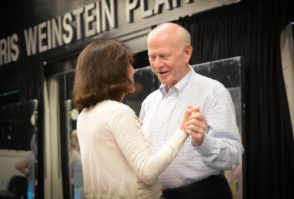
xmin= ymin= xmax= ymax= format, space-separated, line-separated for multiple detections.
xmin=165 ymin=55 xmax=171 ymax=59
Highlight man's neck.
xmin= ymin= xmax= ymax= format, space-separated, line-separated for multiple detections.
xmin=165 ymin=65 xmax=191 ymax=93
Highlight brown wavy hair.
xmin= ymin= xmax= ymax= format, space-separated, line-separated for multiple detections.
xmin=72 ymin=40 xmax=135 ymax=110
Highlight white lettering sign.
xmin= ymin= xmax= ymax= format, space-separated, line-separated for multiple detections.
xmin=0 ymin=34 xmax=19 ymax=66
xmin=0 ymin=0 xmax=239 ymax=65
xmin=22 ymin=0 xmax=117 ymax=57
xmin=63 ymin=12 xmax=74 ymax=44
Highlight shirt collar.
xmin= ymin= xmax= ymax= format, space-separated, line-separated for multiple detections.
xmin=159 ymin=65 xmax=193 ymax=97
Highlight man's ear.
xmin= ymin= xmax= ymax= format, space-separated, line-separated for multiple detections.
xmin=184 ymin=44 xmax=193 ymax=63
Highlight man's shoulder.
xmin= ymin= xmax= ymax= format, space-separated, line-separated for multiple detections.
xmin=143 ymin=89 xmax=162 ymax=101
xmin=192 ymin=71 xmax=226 ymax=90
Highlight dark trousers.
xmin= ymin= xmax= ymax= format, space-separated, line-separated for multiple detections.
xmin=162 ymin=174 xmax=232 ymax=199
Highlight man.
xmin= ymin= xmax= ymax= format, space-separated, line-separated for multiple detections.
xmin=139 ymin=23 xmax=244 ymax=199
xmin=15 ymin=152 xmax=34 ymax=199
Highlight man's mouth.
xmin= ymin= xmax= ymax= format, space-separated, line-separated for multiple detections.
xmin=159 ymin=71 xmax=168 ymax=75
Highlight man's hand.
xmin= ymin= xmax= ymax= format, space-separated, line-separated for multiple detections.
xmin=184 ymin=106 xmax=207 ymax=146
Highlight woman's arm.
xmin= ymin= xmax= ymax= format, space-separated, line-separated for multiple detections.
xmin=110 ymin=106 xmax=191 ymax=185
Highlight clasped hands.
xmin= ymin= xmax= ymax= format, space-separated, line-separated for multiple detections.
xmin=180 ymin=106 xmax=207 ymax=146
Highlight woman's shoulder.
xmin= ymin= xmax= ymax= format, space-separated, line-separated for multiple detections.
xmin=79 ymin=100 xmax=136 ymax=123
xmin=103 ymin=100 xmax=131 ymax=110
xmin=95 ymin=100 xmax=135 ymax=116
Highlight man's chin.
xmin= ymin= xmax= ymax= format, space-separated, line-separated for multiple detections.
xmin=159 ymin=79 xmax=170 ymax=85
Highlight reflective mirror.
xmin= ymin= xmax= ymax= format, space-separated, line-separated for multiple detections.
xmin=54 ymin=65 xmax=84 ymax=199
xmin=65 ymin=99 xmax=83 ymax=199
xmin=123 ymin=66 xmax=159 ymax=116
xmin=0 ymin=100 xmax=38 ymax=199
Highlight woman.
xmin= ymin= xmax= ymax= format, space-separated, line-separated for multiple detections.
xmin=72 ymin=40 xmax=193 ymax=199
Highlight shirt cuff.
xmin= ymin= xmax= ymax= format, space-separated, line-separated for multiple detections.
xmin=192 ymin=133 xmax=217 ymax=154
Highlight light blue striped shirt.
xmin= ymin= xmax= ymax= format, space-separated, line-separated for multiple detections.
xmin=139 ymin=66 xmax=244 ymax=189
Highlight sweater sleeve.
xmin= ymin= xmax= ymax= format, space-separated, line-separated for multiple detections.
xmin=109 ymin=106 xmax=188 ymax=185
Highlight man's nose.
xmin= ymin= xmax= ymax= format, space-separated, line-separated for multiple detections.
xmin=153 ymin=57 xmax=163 ymax=68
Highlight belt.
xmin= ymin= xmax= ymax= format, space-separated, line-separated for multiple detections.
xmin=161 ymin=174 xmax=232 ymax=199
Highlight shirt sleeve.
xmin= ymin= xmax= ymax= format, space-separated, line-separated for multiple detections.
xmin=194 ymin=87 xmax=244 ymax=170
xmin=110 ymin=106 xmax=188 ymax=185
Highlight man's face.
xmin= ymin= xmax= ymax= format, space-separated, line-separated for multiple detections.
xmin=148 ymin=34 xmax=190 ymax=90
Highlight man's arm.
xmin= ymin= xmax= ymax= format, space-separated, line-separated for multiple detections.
xmin=187 ymin=88 xmax=243 ymax=170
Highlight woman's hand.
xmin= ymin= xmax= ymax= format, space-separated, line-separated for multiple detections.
xmin=180 ymin=106 xmax=194 ymax=132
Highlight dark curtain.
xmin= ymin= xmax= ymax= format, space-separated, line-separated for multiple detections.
xmin=178 ymin=1 xmax=294 ymax=199
xmin=18 ymin=63 xmax=44 ymax=199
